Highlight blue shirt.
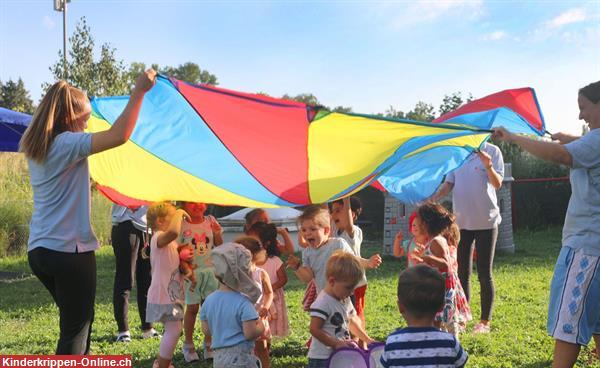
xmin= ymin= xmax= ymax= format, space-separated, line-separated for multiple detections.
xmin=563 ymin=128 xmax=600 ymax=256
xmin=27 ymin=131 xmax=98 ymax=253
xmin=381 ymin=327 xmax=468 ymax=368
xmin=111 ymin=204 xmax=148 ymax=232
xmin=199 ymin=290 xmax=259 ymax=349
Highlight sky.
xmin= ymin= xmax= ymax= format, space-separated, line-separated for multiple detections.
xmin=1 ymin=0 xmax=599 ymax=134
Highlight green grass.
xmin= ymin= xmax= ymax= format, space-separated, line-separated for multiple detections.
xmin=0 ymin=227 xmax=598 ymax=367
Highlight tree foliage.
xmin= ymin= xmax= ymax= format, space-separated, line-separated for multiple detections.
xmin=406 ymin=101 xmax=435 ymax=122
xmin=0 ymin=78 xmax=35 ymax=114
xmin=46 ymin=17 xmax=129 ymax=97
xmin=439 ymin=91 xmax=474 ymax=116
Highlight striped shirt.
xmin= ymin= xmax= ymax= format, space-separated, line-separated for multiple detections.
xmin=381 ymin=327 xmax=468 ymax=368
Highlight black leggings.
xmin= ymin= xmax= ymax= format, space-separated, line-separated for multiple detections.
xmin=457 ymin=228 xmax=497 ymax=321
xmin=111 ymin=221 xmax=152 ymax=332
xmin=28 ymin=247 xmax=96 ymax=354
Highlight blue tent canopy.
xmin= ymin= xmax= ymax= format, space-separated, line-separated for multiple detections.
xmin=0 ymin=107 xmax=32 ymax=152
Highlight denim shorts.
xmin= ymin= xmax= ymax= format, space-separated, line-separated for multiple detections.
xmin=547 ymin=246 xmax=600 ymax=345
xmin=307 ymin=358 xmax=328 ymax=368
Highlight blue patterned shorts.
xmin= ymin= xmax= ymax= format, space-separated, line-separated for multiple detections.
xmin=547 ymin=246 xmax=600 ymax=345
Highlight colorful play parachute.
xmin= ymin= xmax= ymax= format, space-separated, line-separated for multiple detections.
xmin=87 ymin=76 xmax=544 ymax=207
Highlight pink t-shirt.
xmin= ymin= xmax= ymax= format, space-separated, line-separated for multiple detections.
xmin=147 ymin=231 xmax=184 ymax=305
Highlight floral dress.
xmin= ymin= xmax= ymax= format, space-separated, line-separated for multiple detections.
xmin=424 ymin=236 xmax=472 ymax=332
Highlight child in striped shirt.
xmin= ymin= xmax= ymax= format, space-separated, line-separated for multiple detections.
xmin=381 ymin=265 xmax=468 ymax=368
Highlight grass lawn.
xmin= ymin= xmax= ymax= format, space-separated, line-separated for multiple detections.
xmin=0 ymin=227 xmax=598 ymax=367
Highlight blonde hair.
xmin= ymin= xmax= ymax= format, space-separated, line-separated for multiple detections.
xmin=146 ymin=201 xmax=176 ymax=231
xmin=326 ymin=251 xmax=364 ymax=286
xmin=298 ymin=205 xmax=330 ymax=228
xmin=19 ymin=81 xmax=89 ymax=162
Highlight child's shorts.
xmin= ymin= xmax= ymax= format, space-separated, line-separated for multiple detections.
xmin=547 ymin=246 xmax=600 ymax=345
xmin=184 ymin=267 xmax=219 ymax=305
xmin=352 ymin=284 xmax=367 ymax=320
xmin=213 ymin=342 xmax=259 ymax=368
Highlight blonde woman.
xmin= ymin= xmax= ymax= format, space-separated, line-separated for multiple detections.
xmin=19 ymin=69 xmax=156 ymax=354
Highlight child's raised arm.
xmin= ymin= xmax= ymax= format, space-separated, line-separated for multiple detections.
xmin=209 ymin=216 xmax=224 ymax=246
xmin=393 ymin=231 xmax=405 ymax=258
xmin=156 ymin=209 xmax=189 ymax=248
xmin=339 ymin=197 xmax=356 ymax=238
xmin=277 ymin=227 xmax=295 ymax=255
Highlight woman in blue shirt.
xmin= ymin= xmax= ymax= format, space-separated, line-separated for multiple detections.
xmin=19 ymin=69 xmax=157 ymax=354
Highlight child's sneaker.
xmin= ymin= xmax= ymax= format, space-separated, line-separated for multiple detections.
xmin=115 ymin=331 xmax=131 ymax=343
xmin=473 ymin=322 xmax=491 ymax=334
xmin=141 ymin=328 xmax=161 ymax=339
xmin=182 ymin=343 xmax=200 ymax=363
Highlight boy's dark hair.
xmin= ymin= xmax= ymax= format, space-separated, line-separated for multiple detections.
xmin=248 ymin=221 xmax=280 ymax=257
xmin=580 ymin=81 xmax=600 ymax=104
xmin=331 ymin=197 xmax=363 ymax=217
xmin=397 ymin=265 xmax=445 ymax=319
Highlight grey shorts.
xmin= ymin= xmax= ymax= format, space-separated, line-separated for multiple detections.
xmin=213 ymin=343 xmax=260 ymax=368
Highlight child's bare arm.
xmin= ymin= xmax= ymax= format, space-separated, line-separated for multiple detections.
xmin=201 ymin=320 xmax=211 ymax=337
xmin=157 ymin=209 xmax=189 ymax=248
xmin=271 ymin=264 xmax=288 ymax=291
xmin=349 ymin=315 xmax=374 ymax=345
xmin=340 ymin=197 xmax=355 ymax=237
xmin=423 ymin=238 xmax=449 ymax=271
xmin=393 ymin=232 xmax=405 ymax=258
xmin=357 ymin=254 xmax=382 ymax=269
xmin=277 ymin=227 xmax=295 ymax=255
xmin=259 ymin=269 xmax=274 ymax=312
xmin=309 ymin=316 xmax=355 ymax=350
xmin=286 ymin=255 xmax=314 ymax=283
xmin=242 ymin=319 xmax=264 ymax=341
xmin=210 ymin=216 xmax=224 ymax=246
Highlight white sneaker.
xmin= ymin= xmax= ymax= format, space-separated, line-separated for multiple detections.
xmin=142 ymin=328 xmax=161 ymax=339
xmin=182 ymin=343 xmax=200 ymax=363
xmin=115 ymin=331 xmax=131 ymax=343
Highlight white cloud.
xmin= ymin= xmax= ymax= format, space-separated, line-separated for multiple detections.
xmin=546 ymin=8 xmax=587 ymax=29
xmin=532 ymin=7 xmax=597 ymax=42
xmin=481 ymin=30 xmax=506 ymax=41
xmin=379 ymin=0 xmax=484 ymax=29
xmin=42 ymin=15 xmax=55 ymax=30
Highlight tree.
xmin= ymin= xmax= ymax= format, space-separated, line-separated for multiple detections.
xmin=282 ymin=93 xmax=320 ymax=106
xmin=439 ymin=91 xmax=474 ymax=116
xmin=46 ymin=17 xmax=129 ymax=97
xmin=406 ymin=101 xmax=435 ymax=122
xmin=0 ymin=78 xmax=35 ymax=113
xmin=330 ymin=105 xmax=353 ymax=113
xmin=380 ymin=106 xmax=405 ymax=120
xmin=162 ymin=62 xmax=218 ymax=85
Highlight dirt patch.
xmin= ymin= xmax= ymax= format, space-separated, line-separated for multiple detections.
xmin=0 ymin=271 xmax=32 ymax=282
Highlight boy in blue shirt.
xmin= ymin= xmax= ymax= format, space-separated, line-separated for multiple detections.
xmin=200 ymin=243 xmax=264 ymax=367
xmin=381 ymin=265 xmax=468 ymax=368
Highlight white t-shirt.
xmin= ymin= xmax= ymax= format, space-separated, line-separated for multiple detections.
xmin=445 ymin=142 xmax=504 ymax=230
xmin=308 ymin=290 xmax=356 ymax=359
xmin=333 ymin=224 xmax=367 ymax=287
xmin=302 ymin=238 xmax=354 ymax=292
